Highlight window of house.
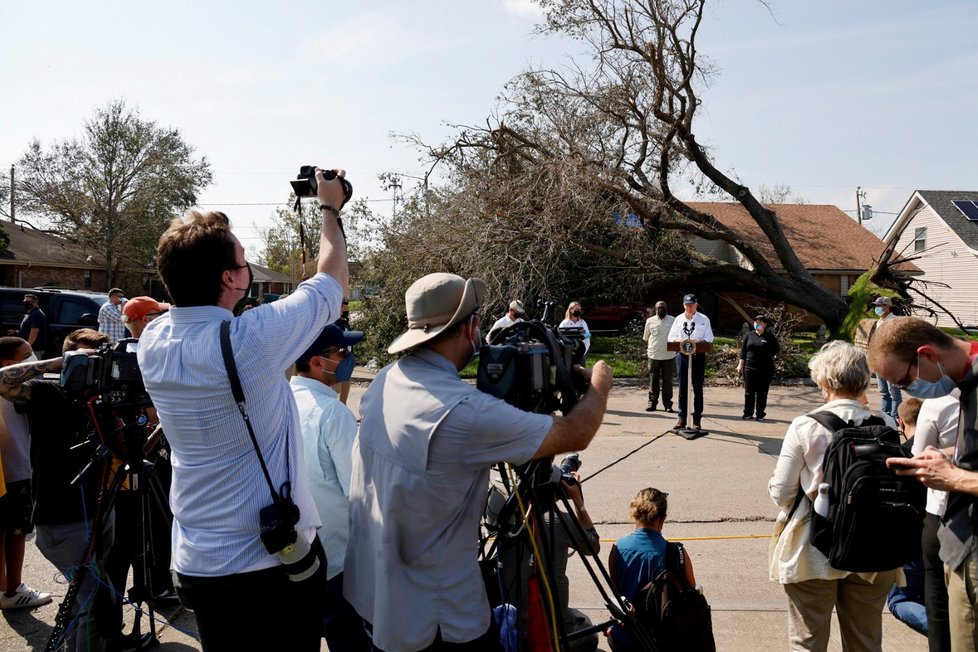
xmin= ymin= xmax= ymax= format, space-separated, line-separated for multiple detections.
xmin=914 ymin=227 xmax=927 ymax=253
xmin=839 ymin=274 xmax=850 ymax=296
xmin=84 ymin=270 xmax=92 ymax=289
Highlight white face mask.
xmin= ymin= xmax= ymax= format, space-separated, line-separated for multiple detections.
xmin=24 ymin=353 xmax=38 ymax=364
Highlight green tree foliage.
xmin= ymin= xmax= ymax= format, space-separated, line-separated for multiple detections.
xmin=14 ymin=100 xmax=212 ymax=287
xmin=258 ymin=195 xmax=323 ymax=280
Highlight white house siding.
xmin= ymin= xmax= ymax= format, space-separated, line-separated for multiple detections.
xmin=892 ymin=205 xmax=978 ymax=327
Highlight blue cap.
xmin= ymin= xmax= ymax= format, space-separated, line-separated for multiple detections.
xmin=683 ymin=294 xmax=698 ymax=304
xmin=296 ymin=325 xmax=364 ymax=365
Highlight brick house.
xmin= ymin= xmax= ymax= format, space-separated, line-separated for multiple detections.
xmin=681 ymin=203 xmax=896 ymax=330
xmin=0 ymin=220 xmax=107 ymax=291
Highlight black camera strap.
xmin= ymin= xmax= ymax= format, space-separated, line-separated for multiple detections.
xmin=219 ymin=320 xmax=287 ymax=504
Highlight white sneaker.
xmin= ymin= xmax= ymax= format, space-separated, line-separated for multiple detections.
xmin=0 ymin=583 xmax=53 ymax=609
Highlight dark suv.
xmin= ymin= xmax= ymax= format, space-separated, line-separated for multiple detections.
xmin=0 ymin=287 xmax=109 ymax=355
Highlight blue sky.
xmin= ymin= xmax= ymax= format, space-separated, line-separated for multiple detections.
xmin=1 ymin=1 xmax=975 ymax=255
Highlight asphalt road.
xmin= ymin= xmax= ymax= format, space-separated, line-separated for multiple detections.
xmin=1 ymin=379 xmax=928 ymax=651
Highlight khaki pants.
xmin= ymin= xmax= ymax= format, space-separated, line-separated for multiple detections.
xmin=947 ymin=550 xmax=978 ymax=651
xmin=783 ymin=571 xmax=896 ymax=651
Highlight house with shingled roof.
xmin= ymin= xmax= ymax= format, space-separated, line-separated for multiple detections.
xmin=883 ymin=190 xmax=978 ymax=328
xmin=686 ymin=202 xmax=888 ymax=299
xmin=673 ymin=202 xmax=895 ymax=329
xmin=0 ymin=219 xmax=107 ymax=290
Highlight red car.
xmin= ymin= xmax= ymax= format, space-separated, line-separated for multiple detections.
xmin=581 ymin=302 xmax=648 ymax=334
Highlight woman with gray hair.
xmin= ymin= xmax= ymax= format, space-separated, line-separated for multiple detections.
xmin=768 ymin=341 xmax=899 ymax=651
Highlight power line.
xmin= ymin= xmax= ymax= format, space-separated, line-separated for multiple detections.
xmin=198 ymin=197 xmax=395 ymax=207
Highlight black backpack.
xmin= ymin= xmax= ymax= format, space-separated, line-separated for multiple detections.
xmin=636 ymin=542 xmax=716 ymax=652
xmin=807 ymin=411 xmax=926 ymax=572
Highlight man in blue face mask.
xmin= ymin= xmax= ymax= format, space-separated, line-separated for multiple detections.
xmin=871 ymin=316 xmax=978 ymax=651
xmin=290 ymin=324 xmax=370 ymax=651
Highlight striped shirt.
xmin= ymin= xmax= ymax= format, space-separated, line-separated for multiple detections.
xmin=138 ymin=273 xmax=342 ymax=577
xmin=98 ymin=301 xmax=128 ymax=342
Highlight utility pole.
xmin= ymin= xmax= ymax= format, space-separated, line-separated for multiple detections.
xmin=856 ymin=186 xmax=866 ymax=226
xmin=9 ymin=165 xmax=14 ymax=224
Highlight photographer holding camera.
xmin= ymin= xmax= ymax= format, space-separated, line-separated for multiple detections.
xmin=345 ymin=272 xmax=613 ymax=652
xmin=0 ymin=329 xmax=113 ymax=651
xmin=137 ymin=168 xmax=349 ymax=651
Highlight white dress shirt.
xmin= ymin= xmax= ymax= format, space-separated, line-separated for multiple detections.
xmin=138 ymin=273 xmax=342 ymax=577
xmin=667 ymin=311 xmax=714 ymax=343
xmin=290 ymin=375 xmax=357 ymax=581
xmin=911 ymin=392 xmax=960 ymax=517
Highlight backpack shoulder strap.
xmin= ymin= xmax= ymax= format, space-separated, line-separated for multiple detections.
xmin=808 ymin=411 xmax=850 ymax=434
xmin=665 ymin=541 xmax=686 ymax=573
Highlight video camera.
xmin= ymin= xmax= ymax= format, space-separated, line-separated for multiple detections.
xmin=476 ymin=302 xmax=586 ymax=416
xmin=60 ymin=339 xmax=149 ymax=407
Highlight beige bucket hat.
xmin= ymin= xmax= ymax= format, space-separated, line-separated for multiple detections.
xmin=388 ymin=273 xmax=487 ymax=354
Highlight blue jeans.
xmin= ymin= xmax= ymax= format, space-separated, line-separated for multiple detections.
xmin=878 ymin=375 xmax=902 ymax=420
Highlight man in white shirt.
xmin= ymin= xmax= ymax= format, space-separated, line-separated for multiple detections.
xmin=486 ymin=299 xmax=525 ymax=343
xmin=139 ymin=167 xmax=350 ymax=651
xmin=667 ymin=294 xmax=714 ymax=431
xmin=643 ymin=301 xmax=676 ymax=412
xmin=291 ymin=324 xmax=370 ymax=651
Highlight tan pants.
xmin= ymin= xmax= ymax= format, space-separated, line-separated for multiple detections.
xmin=783 ymin=571 xmax=896 ymax=651
xmin=947 ymin=550 xmax=978 ymax=651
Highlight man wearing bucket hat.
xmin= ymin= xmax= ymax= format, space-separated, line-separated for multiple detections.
xmin=345 ymin=272 xmax=613 ymax=652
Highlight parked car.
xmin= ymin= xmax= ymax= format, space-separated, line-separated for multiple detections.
xmin=583 ymin=302 xmax=649 ymax=334
xmin=0 ymin=286 xmax=110 ymax=355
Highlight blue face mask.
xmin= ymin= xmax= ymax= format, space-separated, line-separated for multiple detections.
xmin=332 ymin=352 xmax=355 ymax=383
xmin=753 ymin=323 xmax=762 ymax=331
xmin=874 ymin=306 xmax=885 ymax=317
xmin=904 ymin=356 xmax=957 ymax=399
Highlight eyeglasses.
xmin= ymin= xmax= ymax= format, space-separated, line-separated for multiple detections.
xmin=893 ymin=357 xmax=917 ymax=391
xmin=317 ymin=348 xmax=348 ymax=360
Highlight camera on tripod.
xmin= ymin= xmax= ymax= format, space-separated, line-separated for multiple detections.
xmin=476 ymin=307 xmax=586 ymax=416
xmin=61 ymin=339 xmax=149 ymax=406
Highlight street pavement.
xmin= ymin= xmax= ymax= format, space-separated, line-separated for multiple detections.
xmin=1 ymin=378 xmax=928 ymax=651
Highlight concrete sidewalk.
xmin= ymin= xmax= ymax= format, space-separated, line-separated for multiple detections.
xmin=1 ymin=381 xmax=928 ymax=651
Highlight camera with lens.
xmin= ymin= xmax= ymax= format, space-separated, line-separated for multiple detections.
xmin=289 ymin=165 xmax=353 ymax=207
xmin=258 ymin=486 xmax=321 ymax=582
xmin=558 ymin=453 xmax=581 ymax=485
xmin=61 ymin=339 xmax=148 ymax=406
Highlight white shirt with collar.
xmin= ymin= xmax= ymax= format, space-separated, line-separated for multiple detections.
xmin=290 ymin=375 xmax=357 ymax=581
xmin=138 ymin=272 xmax=342 ymax=577
xmin=911 ymin=392 xmax=961 ymax=517
xmin=667 ymin=310 xmax=714 ymax=343
xmin=486 ymin=313 xmax=522 ymax=342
